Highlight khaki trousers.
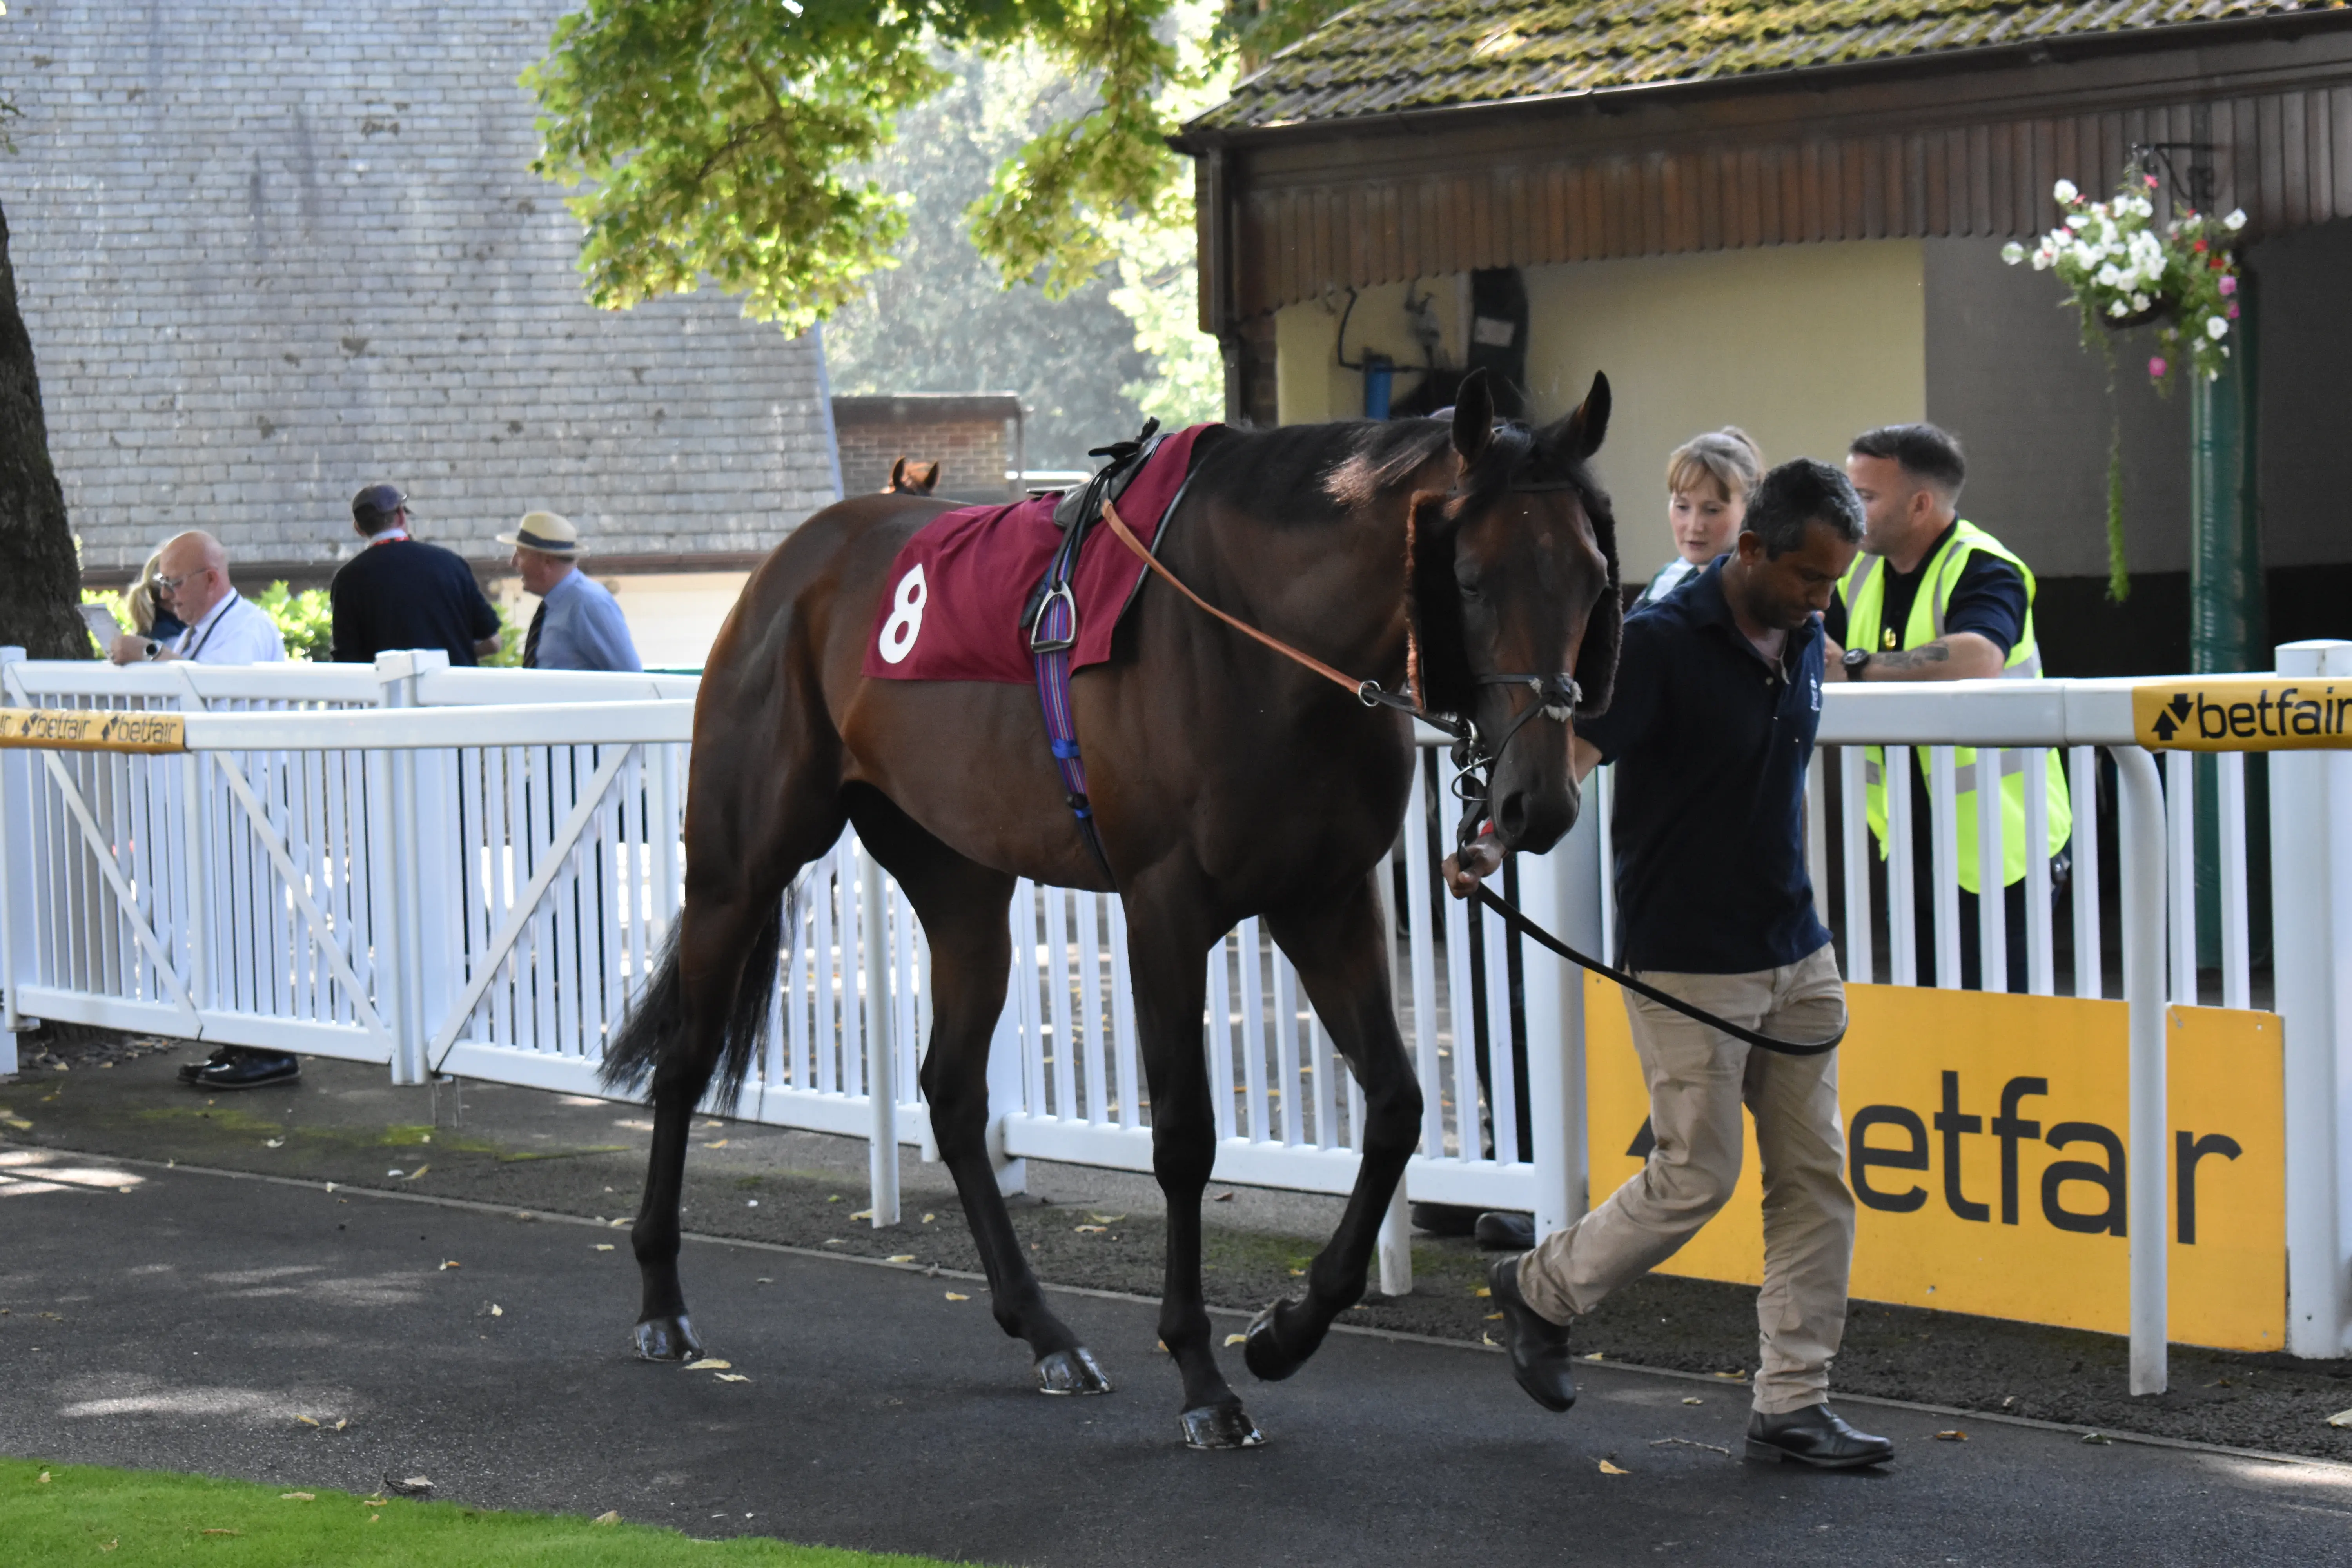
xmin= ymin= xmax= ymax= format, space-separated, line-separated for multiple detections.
xmin=1516 ymin=943 xmax=1855 ymax=1415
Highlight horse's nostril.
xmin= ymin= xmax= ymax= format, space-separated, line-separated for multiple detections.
xmin=1496 ymin=792 xmax=1529 ymax=842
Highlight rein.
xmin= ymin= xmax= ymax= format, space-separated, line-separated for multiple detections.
xmin=1098 ymin=498 xmax=1843 ymax=1060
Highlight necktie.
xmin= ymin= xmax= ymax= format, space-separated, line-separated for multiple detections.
xmin=523 ymin=602 xmax=547 ymax=669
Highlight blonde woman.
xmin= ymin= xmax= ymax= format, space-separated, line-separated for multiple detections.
xmin=1634 ymin=428 xmax=1764 ymax=609
xmin=129 ymin=550 xmax=187 ymax=642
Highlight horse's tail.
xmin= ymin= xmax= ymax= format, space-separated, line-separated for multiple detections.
xmin=599 ymin=894 xmax=786 ymax=1118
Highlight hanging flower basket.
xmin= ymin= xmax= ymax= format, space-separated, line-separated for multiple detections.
xmin=2004 ymin=175 xmax=2246 ymax=388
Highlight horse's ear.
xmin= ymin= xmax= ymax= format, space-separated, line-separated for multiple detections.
xmin=913 ymin=461 xmax=940 ymax=494
xmin=1544 ymin=371 xmax=1610 ymax=463
xmin=1451 ymin=368 xmax=1494 ymax=468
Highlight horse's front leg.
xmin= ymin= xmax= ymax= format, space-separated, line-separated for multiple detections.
xmin=1245 ymin=869 xmax=1423 ymax=1381
xmin=1124 ymin=887 xmax=1263 ymax=1449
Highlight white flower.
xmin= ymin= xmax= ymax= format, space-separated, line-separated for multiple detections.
xmin=2095 ymin=263 xmax=2122 ymax=287
xmin=2205 ymin=315 xmax=2230 ymax=340
xmin=2224 ymin=209 xmax=2247 ymax=230
xmin=2054 ymin=178 xmax=2080 ymax=203
xmin=2131 ymin=292 xmax=2151 ymax=312
xmin=2109 ymin=299 xmax=2131 ymax=318
xmin=2031 ymin=251 xmax=2053 ymax=272
xmin=2065 ymin=212 xmax=2091 ymax=230
xmin=2001 ymin=241 xmax=2026 ymax=265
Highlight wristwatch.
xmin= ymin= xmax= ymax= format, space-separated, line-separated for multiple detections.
xmin=1841 ymin=647 xmax=1872 ymax=680
xmin=142 ymin=639 xmax=163 ymax=661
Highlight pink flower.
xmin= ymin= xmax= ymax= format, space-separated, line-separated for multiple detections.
xmin=2145 ymin=174 xmax=2160 ymax=188
xmin=2218 ymin=274 xmax=2238 ymax=296
xmin=2227 ymin=302 xmax=2240 ymax=318
xmin=2148 ymin=356 xmax=2169 ymax=379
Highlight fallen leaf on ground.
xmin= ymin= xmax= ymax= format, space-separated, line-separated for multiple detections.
xmin=1473 ymin=1286 xmax=1492 ymax=1298
xmin=756 ymin=1277 xmax=772 ymax=1284
xmin=295 ymin=1415 xmax=320 ymax=1427
xmin=2328 ymin=1408 xmax=2352 ymax=1429
xmin=2080 ymin=1432 xmax=2113 ymax=1445
xmin=265 ymin=1138 xmax=284 ymax=1149
xmin=1290 ymin=1269 xmax=1306 ymax=1277
xmin=1485 ymin=1312 xmax=1503 ymax=1322
xmin=714 ymin=1373 xmax=750 ymax=1383
xmin=1681 ymin=1397 xmax=1704 ymax=1406
xmin=404 ymin=1166 xmax=429 ymax=1180
xmin=1481 ymin=1333 xmax=1497 ymax=1347
xmin=438 ymin=1260 xmax=460 ymax=1270
xmin=200 ymin=1528 xmax=243 ymax=1536
xmin=37 ymin=1470 xmax=50 ymax=1483
xmin=1598 ymin=1460 xmax=1629 ymax=1475
xmin=489 ymin=1304 xmax=503 ymax=1317
xmin=609 ymin=1218 xmax=628 ymax=1228
xmin=944 ymin=1292 xmax=969 ymax=1301
xmin=848 ymin=1209 xmax=875 ymax=1221
xmin=335 ymin=1419 xmax=348 ymax=1432
xmin=1650 ymin=1437 xmax=1732 ymax=1455
xmin=98 ymin=1539 xmax=116 ymax=1552
xmin=827 ymin=1194 xmax=842 ymax=1203
xmin=361 ymin=1497 xmax=390 ymax=1507
xmin=1582 ymin=1352 xmax=1604 ymax=1361
xmin=385 ymin=1169 xmax=404 ymax=1178
xmin=684 ymin=1358 xmax=732 ymax=1370
xmin=1224 ymin=1333 xmax=1249 ymax=1347
xmin=1088 ymin=1214 xmax=1126 ymax=1224
xmin=1213 ymin=1192 xmax=1234 ymax=1202
xmin=2001 ymin=1395 xmax=2018 ymax=1409
xmin=392 ymin=1476 xmax=433 ymax=1494
xmin=886 ymin=1254 xmax=916 ymax=1263
xmin=593 ymin=1510 xmax=623 ymax=1525
xmin=822 ymin=1238 xmax=846 ymax=1246
xmin=280 ymin=1492 xmax=316 ymax=1501
xmin=594 ymin=1243 xmax=615 ymax=1252
xmin=0 ymin=1117 xmax=29 ymax=1131
xmin=1934 ymin=1430 xmax=1967 ymax=1441
xmin=920 ymin=1212 xmax=935 ymax=1223
xmin=697 ymin=1120 xmax=722 ymax=1128
xmin=1711 ymin=1369 xmax=1744 ymax=1379
xmin=1074 ymin=1224 xmax=1107 ymax=1234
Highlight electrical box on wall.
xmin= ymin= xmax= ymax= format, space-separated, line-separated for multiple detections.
xmin=1468 ymin=268 xmax=1530 ymax=418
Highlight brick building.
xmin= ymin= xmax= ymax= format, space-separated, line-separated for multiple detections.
xmin=2 ymin=0 xmax=843 ymax=659
xmin=831 ymin=394 xmax=1025 ymax=504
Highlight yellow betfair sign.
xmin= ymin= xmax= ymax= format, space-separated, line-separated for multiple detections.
xmin=2133 ymin=676 xmax=2352 ymax=750
xmin=0 ymin=706 xmax=187 ymax=753
xmin=1585 ymin=976 xmax=2284 ymax=1351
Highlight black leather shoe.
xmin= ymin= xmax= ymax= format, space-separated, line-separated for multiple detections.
xmin=1745 ymin=1404 xmax=1894 ymax=1468
xmin=1474 ymin=1211 xmax=1536 ymax=1250
xmin=1410 ymin=1201 xmax=1480 ymax=1238
xmin=187 ymin=1049 xmax=301 ymax=1092
xmin=178 ymin=1046 xmax=236 ymax=1083
xmin=1488 ymin=1254 xmax=1576 ymax=1412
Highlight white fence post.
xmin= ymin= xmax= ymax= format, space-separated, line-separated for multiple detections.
xmin=0 ymin=647 xmax=29 ymax=1071
xmin=1521 ymin=805 xmax=1601 ymax=1241
xmin=2112 ymin=744 xmax=2169 ymax=1396
xmin=376 ymin=652 xmax=444 ymax=1084
xmin=2271 ymin=639 xmax=2352 ymax=1358
xmin=860 ymin=841 xmax=901 ymax=1227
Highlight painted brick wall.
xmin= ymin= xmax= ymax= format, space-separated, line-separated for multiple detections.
xmin=2 ymin=0 xmax=844 ymax=575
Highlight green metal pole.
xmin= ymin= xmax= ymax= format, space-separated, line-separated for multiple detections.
xmin=2189 ymin=273 xmax=2264 ymax=971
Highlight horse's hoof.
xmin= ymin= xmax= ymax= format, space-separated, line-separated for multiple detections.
xmin=633 ymin=1314 xmax=703 ymax=1361
xmin=1034 ymin=1346 xmax=1114 ymax=1396
xmin=1242 ymin=1300 xmax=1302 ymax=1383
xmin=1180 ymin=1402 xmax=1266 ymax=1450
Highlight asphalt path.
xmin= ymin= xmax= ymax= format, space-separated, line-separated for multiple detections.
xmin=4 ymin=1148 xmax=2349 ymax=1567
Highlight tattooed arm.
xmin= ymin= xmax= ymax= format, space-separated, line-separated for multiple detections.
xmin=1829 ymin=632 xmax=2006 ymax=682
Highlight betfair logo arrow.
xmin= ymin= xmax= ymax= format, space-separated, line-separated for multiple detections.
xmin=2133 ymin=679 xmax=2352 ymax=751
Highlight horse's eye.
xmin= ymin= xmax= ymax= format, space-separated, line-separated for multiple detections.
xmin=1455 ymin=570 xmax=1482 ymax=598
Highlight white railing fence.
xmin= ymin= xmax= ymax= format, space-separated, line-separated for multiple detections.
xmin=5 ymin=646 xmax=2350 ymax=1378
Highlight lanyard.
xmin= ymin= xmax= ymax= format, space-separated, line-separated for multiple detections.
xmin=179 ymin=592 xmax=239 ymax=661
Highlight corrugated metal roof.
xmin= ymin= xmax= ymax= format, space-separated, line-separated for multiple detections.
xmin=1191 ymin=1 xmax=2346 ymax=132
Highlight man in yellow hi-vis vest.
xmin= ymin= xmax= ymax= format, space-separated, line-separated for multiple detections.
xmin=1824 ymin=424 xmax=2071 ymax=992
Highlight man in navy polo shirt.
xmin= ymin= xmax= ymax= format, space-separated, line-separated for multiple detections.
xmin=329 ymin=484 xmax=505 ymax=666
xmin=1482 ymin=457 xmax=1895 ymax=1469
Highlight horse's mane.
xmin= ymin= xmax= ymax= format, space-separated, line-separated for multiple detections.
xmin=1183 ymin=419 xmax=1456 ymax=524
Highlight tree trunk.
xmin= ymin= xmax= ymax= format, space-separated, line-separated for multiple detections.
xmin=0 ymin=198 xmax=84 ymax=660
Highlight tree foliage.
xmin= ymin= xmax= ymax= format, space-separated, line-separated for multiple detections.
xmin=527 ymin=0 xmax=1350 ymax=335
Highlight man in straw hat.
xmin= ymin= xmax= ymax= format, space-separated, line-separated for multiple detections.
xmin=499 ymin=510 xmax=641 ymax=672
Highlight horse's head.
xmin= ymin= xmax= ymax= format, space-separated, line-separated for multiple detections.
xmin=886 ymin=457 xmax=941 ymax=496
xmin=1409 ymin=369 xmax=1619 ymax=857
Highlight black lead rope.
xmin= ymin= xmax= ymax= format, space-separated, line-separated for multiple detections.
xmin=1470 ymin=884 xmax=1845 ymax=1058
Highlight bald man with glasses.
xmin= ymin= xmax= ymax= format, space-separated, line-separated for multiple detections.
xmin=106 ymin=531 xmax=286 ymax=666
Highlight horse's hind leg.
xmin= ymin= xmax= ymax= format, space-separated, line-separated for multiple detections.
xmin=1243 ymin=869 xmax=1423 ymax=1382
xmin=849 ymin=788 xmax=1111 ymax=1396
xmin=627 ymin=779 xmax=843 ymax=1361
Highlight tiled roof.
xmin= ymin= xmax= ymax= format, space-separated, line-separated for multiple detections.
xmin=1191 ymin=1 xmax=2344 ymax=132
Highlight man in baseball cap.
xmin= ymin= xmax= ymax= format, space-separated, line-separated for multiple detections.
xmin=329 ymin=483 xmax=505 ymax=666
xmin=499 ymin=510 xmax=641 ymax=672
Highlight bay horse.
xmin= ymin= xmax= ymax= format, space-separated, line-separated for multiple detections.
xmin=603 ymin=369 xmax=1621 ymax=1448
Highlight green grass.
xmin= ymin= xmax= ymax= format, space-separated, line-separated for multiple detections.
xmin=4 ymin=1459 xmax=972 ymax=1566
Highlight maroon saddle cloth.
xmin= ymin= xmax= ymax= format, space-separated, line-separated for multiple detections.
xmin=861 ymin=423 xmax=1214 ymax=684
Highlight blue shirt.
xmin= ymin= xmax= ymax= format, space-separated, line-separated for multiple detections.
xmin=1576 ymin=559 xmax=1831 ymax=975
xmin=533 ymin=568 xmax=641 ymax=673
